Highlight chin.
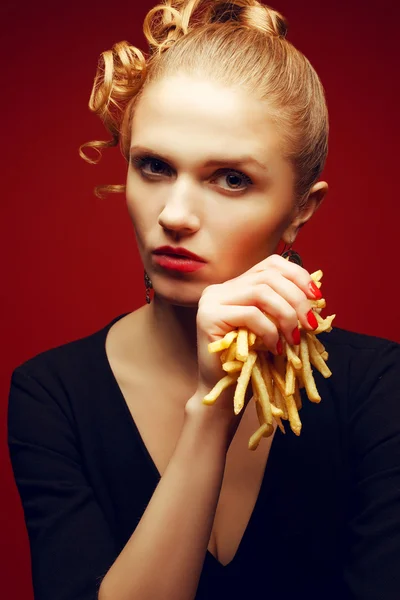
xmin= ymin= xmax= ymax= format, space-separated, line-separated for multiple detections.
xmin=172 ymin=299 xmax=199 ymax=308
xmin=152 ymin=279 xmax=205 ymax=308
xmin=155 ymin=292 xmax=200 ymax=308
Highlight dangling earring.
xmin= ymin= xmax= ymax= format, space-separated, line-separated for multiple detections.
xmin=144 ymin=270 xmax=153 ymax=304
xmin=280 ymin=243 xmax=303 ymax=267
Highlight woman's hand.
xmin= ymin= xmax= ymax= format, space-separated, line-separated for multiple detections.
xmin=191 ymin=254 xmax=321 ymax=421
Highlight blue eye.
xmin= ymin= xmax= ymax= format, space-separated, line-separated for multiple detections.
xmin=131 ymin=155 xmax=171 ymax=177
xmin=212 ymin=170 xmax=253 ymax=191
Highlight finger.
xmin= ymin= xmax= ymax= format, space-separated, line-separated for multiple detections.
xmin=217 ymin=284 xmax=302 ymax=347
xmin=209 ymin=304 xmax=281 ymax=355
xmin=251 ymin=270 xmax=316 ymax=335
xmin=241 ymin=253 xmax=322 ymax=300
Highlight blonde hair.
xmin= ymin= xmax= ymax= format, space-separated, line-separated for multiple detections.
xmin=79 ymin=0 xmax=329 ymax=207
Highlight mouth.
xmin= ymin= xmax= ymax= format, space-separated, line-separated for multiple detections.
xmin=152 ymin=246 xmax=206 ymax=262
xmin=151 ymin=245 xmax=207 ymax=273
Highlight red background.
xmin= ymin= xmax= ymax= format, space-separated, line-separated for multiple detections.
xmin=1 ymin=0 xmax=399 ymax=596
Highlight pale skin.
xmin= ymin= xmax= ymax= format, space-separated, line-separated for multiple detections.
xmin=99 ymin=74 xmax=328 ymax=599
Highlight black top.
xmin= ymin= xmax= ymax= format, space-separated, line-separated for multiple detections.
xmin=7 ymin=313 xmax=400 ymax=600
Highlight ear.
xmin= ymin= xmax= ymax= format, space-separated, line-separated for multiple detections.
xmin=282 ymin=180 xmax=328 ymax=245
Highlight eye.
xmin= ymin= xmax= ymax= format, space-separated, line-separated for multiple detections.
xmin=211 ymin=169 xmax=253 ymax=192
xmin=130 ymin=155 xmax=172 ymax=177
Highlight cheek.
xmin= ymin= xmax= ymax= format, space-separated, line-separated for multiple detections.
xmin=125 ymin=185 xmax=157 ymax=239
xmin=209 ymin=204 xmax=288 ymax=276
xmin=214 ymin=205 xmax=284 ymax=250
xmin=227 ymin=222 xmax=277 ymax=259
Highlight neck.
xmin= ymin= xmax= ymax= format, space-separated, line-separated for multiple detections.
xmin=143 ymin=294 xmax=199 ymax=383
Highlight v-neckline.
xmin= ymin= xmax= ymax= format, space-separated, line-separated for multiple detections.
xmin=100 ymin=313 xmax=282 ymax=569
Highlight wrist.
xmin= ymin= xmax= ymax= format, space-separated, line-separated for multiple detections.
xmin=185 ymin=388 xmax=237 ymax=449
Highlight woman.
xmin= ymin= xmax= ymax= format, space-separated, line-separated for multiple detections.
xmin=7 ymin=1 xmax=400 ymax=599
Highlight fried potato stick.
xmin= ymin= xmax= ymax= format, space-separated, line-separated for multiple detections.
xmin=254 ymin=395 xmax=274 ymax=438
xmin=312 ymin=335 xmax=326 ymax=354
xmin=248 ymin=331 xmax=257 ymax=346
xmin=208 ymin=330 xmax=238 ymax=353
xmin=285 ymin=361 xmax=296 ymax=397
xmin=251 ymin=362 xmax=273 ymax=426
xmin=270 ymin=358 xmax=301 ymax=435
xmin=252 ymin=355 xmax=283 ymax=422
xmin=284 ymin=393 xmax=302 ymax=436
xmin=203 ymin=374 xmax=239 ymax=405
xmin=299 ymin=335 xmax=321 ymax=403
xmin=306 ymin=333 xmax=332 ymax=378
xmin=274 ymin=414 xmax=286 ymax=435
xmin=310 ymin=270 xmax=323 ymax=282
xmin=256 ymin=352 xmax=284 ymax=418
xmin=222 ymin=360 xmax=244 ymax=373
xmin=270 ymin=364 xmax=289 ymax=419
xmin=258 ymin=352 xmax=274 ymax=399
xmin=273 ymin=382 xmax=288 ymax=421
xmin=286 ymin=342 xmax=302 ymax=370
xmin=313 ymin=313 xmax=336 ymax=334
xmin=225 ymin=341 xmax=238 ymax=363
xmin=310 ymin=298 xmax=326 ymax=309
xmin=249 ymin=423 xmax=272 ymax=451
xmin=234 ymin=350 xmax=258 ymax=415
xmin=236 ymin=327 xmax=249 ymax=362
xmin=271 ymin=404 xmax=285 ymax=419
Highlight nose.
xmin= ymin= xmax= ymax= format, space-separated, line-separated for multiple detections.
xmin=157 ymin=176 xmax=201 ymax=237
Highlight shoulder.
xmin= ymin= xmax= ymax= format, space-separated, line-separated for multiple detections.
xmin=10 ymin=313 xmax=129 ymax=393
xmin=318 ymin=326 xmax=399 ymax=376
xmin=8 ymin=313 xmax=129 ymax=443
xmin=307 ymin=326 xmax=400 ymax=419
xmin=320 ymin=327 xmax=400 ymax=418
xmin=320 ymin=325 xmax=399 ymax=352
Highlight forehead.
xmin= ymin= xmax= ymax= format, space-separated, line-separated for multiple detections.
xmin=131 ymin=74 xmax=281 ymax=160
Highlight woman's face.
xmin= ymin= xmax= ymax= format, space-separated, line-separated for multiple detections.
xmin=126 ymin=74 xmax=303 ymax=307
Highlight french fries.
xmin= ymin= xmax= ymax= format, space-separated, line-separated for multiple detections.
xmin=202 ymin=269 xmax=335 ymax=449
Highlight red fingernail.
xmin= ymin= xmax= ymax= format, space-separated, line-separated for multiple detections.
xmin=307 ymin=310 xmax=318 ymax=329
xmin=309 ymin=281 xmax=322 ymax=299
xmin=276 ymin=339 xmax=283 ymax=355
xmin=292 ymin=326 xmax=301 ymax=345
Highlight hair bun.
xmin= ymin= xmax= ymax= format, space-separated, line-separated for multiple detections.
xmin=143 ymin=1 xmax=288 ymax=56
xmin=209 ymin=1 xmax=288 ymax=38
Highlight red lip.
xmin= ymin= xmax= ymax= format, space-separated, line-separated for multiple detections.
xmin=152 ymin=246 xmax=206 ymax=262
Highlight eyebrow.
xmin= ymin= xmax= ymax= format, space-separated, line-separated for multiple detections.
xmin=129 ymin=145 xmax=268 ymax=172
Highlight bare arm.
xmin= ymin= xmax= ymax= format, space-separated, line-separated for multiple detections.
xmin=98 ymin=388 xmax=234 ymax=600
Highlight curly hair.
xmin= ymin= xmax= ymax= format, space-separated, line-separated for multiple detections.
xmin=79 ymin=0 xmax=329 ymax=207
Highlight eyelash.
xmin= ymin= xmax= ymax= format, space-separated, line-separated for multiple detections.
xmin=130 ymin=155 xmax=253 ymax=191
